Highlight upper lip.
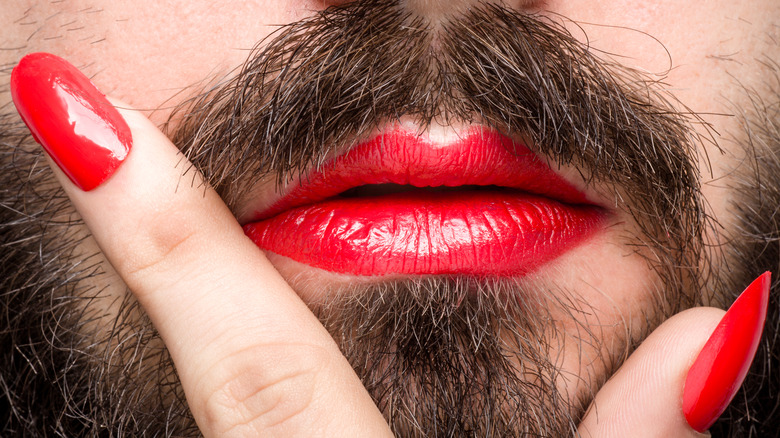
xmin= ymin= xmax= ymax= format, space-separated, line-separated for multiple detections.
xmin=248 ymin=127 xmax=596 ymax=222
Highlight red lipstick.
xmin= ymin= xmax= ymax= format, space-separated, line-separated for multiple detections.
xmin=244 ymin=129 xmax=606 ymax=276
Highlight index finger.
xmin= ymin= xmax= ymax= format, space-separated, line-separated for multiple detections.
xmin=11 ymin=52 xmax=390 ymax=437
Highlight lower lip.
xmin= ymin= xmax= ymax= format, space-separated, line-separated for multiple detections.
xmin=244 ymin=191 xmax=605 ymax=277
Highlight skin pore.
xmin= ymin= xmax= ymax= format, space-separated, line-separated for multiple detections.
xmin=1 ymin=0 xmax=779 ymax=436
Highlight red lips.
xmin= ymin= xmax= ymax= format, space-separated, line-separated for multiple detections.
xmin=244 ymin=129 xmax=606 ymax=276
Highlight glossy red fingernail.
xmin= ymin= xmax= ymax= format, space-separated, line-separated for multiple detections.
xmin=683 ymin=271 xmax=771 ymax=432
xmin=10 ymin=52 xmax=131 ymax=191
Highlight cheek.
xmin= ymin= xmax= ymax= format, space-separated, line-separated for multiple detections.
xmin=545 ymin=0 xmax=766 ymax=108
xmin=542 ymin=0 xmax=776 ymax=265
xmin=93 ymin=1 xmax=307 ymax=121
xmin=6 ymin=1 xmax=324 ymax=124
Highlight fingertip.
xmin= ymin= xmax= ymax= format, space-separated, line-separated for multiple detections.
xmin=578 ymin=307 xmax=724 ymax=437
xmin=11 ymin=52 xmax=132 ymax=191
xmin=683 ymin=272 xmax=771 ymax=432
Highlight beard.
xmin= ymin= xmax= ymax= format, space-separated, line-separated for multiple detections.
xmin=0 ymin=1 xmax=778 ymax=436
xmin=315 ymin=277 xmax=604 ymax=437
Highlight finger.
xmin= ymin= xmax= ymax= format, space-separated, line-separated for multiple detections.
xmin=577 ymin=307 xmax=721 ymax=438
xmin=11 ymin=52 xmax=391 ymax=437
xmin=578 ymin=272 xmax=770 ymax=438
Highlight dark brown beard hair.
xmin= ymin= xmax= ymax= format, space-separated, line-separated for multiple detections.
xmin=711 ymin=69 xmax=780 ymax=436
xmin=314 ymin=277 xmax=606 ymax=437
xmin=0 ymin=0 xmax=777 ymax=436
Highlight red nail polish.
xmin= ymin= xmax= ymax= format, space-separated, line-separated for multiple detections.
xmin=683 ymin=271 xmax=771 ymax=432
xmin=10 ymin=52 xmax=132 ymax=191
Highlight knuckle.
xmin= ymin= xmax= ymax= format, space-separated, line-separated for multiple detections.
xmin=200 ymin=343 xmax=331 ymax=436
xmin=114 ymin=205 xmax=205 ymax=292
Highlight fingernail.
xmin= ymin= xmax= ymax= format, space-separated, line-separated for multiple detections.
xmin=10 ymin=52 xmax=132 ymax=191
xmin=683 ymin=271 xmax=771 ymax=432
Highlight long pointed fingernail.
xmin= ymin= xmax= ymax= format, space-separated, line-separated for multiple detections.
xmin=10 ymin=52 xmax=132 ymax=191
xmin=683 ymin=271 xmax=771 ymax=432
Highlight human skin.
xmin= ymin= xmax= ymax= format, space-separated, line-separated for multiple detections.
xmin=1 ymin=0 xmax=778 ymax=436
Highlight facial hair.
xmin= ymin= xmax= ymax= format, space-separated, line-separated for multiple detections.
xmin=0 ymin=1 xmax=778 ymax=436
xmin=169 ymin=4 xmax=707 ymax=433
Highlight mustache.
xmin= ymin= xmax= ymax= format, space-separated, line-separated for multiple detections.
xmin=170 ymin=0 xmax=705 ymax=296
xmin=170 ymin=0 xmax=705 ymax=262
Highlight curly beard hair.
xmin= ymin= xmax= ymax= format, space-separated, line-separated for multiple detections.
xmin=0 ymin=1 xmax=778 ymax=436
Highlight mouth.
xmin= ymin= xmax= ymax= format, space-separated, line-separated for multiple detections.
xmin=243 ymin=127 xmax=608 ymax=277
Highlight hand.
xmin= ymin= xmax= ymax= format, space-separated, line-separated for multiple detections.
xmin=579 ymin=274 xmax=769 ymax=437
xmin=578 ymin=308 xmax=719 ymax=437
xmin=11 ymin=53 xmax=392 ymax=437
xmin=11 ymin=52 xmax=768 ymax=437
